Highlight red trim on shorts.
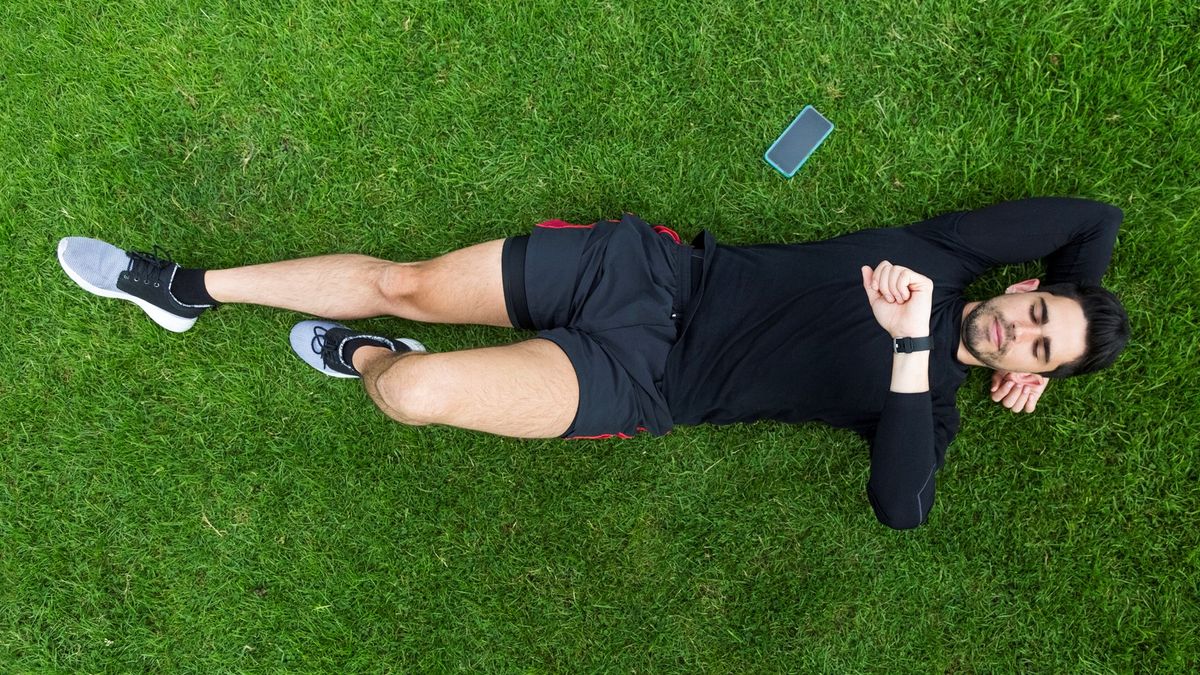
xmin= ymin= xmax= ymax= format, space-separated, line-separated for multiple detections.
xmin=653 ymin=225 xmax=681 ymax=244
xmin=568 ymin=426 xmax=650 ymax=440
xmin=536 ymin=219 xmax=680 ymax=245
xmin=536 ymin=219 xmax=594 ymax=229
xmin=569 ymin=433 xmax=634 ymax=440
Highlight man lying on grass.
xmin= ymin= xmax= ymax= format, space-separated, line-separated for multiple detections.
xmin=58 ymin=197 xmax=1129 ymax=529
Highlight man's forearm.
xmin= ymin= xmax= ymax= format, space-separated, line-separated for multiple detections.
xmin=890 ymin=351 xmax=930 ymax=393
xmin=873 ymin=351 xmax=936 ymax=529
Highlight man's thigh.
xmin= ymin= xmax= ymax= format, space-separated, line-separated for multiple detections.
xmin=380 ymin=337 xmax=578 ymax=438
xmin=397 ymin=239 xmax=511 ymax=327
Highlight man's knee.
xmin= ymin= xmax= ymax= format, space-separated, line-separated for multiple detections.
xmin=376 ymin=262 xmax=424 ymax=309
xmin=370 ymin=355 xmax=446 ymax=426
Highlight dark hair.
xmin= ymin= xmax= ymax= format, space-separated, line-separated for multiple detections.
xmin=1038 ymin=283 xmax=1130 ymax=378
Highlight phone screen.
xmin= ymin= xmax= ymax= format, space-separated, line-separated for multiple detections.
xmin=764 ymin=106 xmax=833 ymax=177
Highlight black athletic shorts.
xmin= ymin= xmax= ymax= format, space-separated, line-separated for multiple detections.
xmin=501 ymin=214 xmax=701 ymax=439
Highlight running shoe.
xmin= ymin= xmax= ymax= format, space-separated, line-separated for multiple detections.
xmin=289 ymin=320 xmax=426 ymax=378
xmin=57 ymin=237 xmax=211 ymax=333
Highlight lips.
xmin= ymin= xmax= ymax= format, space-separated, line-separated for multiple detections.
xmin=992 ymin=318 xmax=1002 ymax=349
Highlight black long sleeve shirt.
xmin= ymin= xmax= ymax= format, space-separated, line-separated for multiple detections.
xmin=663 ymin=197 xmax=1123 ymax=529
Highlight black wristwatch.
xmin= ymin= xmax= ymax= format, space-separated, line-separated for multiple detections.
xmin=893 ymin=336 xmax=933 ymax=353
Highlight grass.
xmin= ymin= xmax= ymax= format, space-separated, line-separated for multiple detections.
xmin=2 ymin=0 xmax=1199 ymax=670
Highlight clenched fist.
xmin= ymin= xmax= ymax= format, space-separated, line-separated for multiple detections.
xmin=860 ymin=261 xmax=934 ymax=338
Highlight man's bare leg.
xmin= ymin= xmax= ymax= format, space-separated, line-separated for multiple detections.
xmin=203 ymin=240 xmax=510 ymax=326
xmin=352 ymin=338 xmax=578 ymax=439
xmin=58 ymin=234 xmax=581 ymax=435
xmin=206 ymin=238 xmax=584 ymax=438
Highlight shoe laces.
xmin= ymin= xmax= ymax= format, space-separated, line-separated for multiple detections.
xmin=126 ymin=246 xmax=174 ymax=286
xmin=312 ymin=327 xmax=395 ymax=372
xmin=311 ymin=326 xmax=349 ymax=371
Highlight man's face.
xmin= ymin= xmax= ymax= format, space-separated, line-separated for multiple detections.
xmin=962 ymin=291 xmax=1088 ymax=374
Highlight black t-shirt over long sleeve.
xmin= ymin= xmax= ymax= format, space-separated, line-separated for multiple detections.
xmin=663 ymin=197 xmax=1123 ymax=529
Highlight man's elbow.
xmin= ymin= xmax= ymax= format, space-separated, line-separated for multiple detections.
xmin=874 ymin=508 xmax=928 ymax=530
xmin=1100 ymin=203 xmax=1124 ymax=228
xmin=867 ymin=489 xmax=932 ymax=530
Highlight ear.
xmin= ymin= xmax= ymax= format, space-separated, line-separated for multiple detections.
xmin=1004 ymin=278 xmax=1040 ymax=294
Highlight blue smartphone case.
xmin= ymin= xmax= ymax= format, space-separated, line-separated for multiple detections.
xmin=764 ymin=105 xmax=834 ymax=178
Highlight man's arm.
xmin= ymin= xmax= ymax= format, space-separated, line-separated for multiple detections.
xmin=866 ymin=392 xmax=943 ymax=529
xmin=860 ymin=261 xmax=940 ymax=529
xmin=909 ymin=197 xmax=1123 ymax=285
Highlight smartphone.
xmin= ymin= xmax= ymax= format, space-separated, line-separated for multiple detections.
xmin=764 ymin=105 xmax=834 ymax=178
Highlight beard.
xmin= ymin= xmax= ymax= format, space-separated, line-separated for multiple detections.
xmin=962 ymin=299 xmax=1010 ymax=369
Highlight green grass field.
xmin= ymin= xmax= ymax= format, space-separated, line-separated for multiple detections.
xmin=3 ymin=0 xmax=1198 ymax=670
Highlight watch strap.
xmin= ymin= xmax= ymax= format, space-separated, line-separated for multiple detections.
xmin=893 ymin=336 xmax=933 ymax=353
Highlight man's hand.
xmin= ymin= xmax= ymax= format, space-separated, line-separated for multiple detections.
xmin=990 ymin=371 xmax=1048 ymax=413
xmin=860 ymin=261 xmax=934 ymax=338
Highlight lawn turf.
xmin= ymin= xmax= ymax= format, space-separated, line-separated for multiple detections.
xmin=2 ymin=0 xmax=1199 ymax=670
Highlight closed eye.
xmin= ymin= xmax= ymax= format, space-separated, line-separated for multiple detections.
xmin=1041 ymin=298 xmax=1051 ymax=363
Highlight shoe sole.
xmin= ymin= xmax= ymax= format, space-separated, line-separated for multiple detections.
xmin=57 ymin=238 xmax=197 ymax=333
xmin=290 ymin=320 xmax=427 ymax=379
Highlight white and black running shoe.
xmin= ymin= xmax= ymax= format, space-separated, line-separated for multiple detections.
xmin=290 ymin=320 xmax=426 ymax=379
xmin=57 ymin=237 xmax=212 ymax=333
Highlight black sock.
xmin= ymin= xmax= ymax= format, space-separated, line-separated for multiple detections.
xmin=342 ymin=337 xmax=409 ymax=373
xmin=170 ymin=267 xmax=220 ymax=307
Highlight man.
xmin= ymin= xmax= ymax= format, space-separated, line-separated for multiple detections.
xmin=57 ymin=197 xmax=1130 ymax=529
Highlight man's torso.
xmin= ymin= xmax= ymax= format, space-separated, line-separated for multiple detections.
xmin=664 ymin=225 xmax=972 ymax=439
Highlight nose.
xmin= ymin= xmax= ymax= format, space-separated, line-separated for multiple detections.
xmin=1012 ymin=321 xmax=1040 ymax=344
